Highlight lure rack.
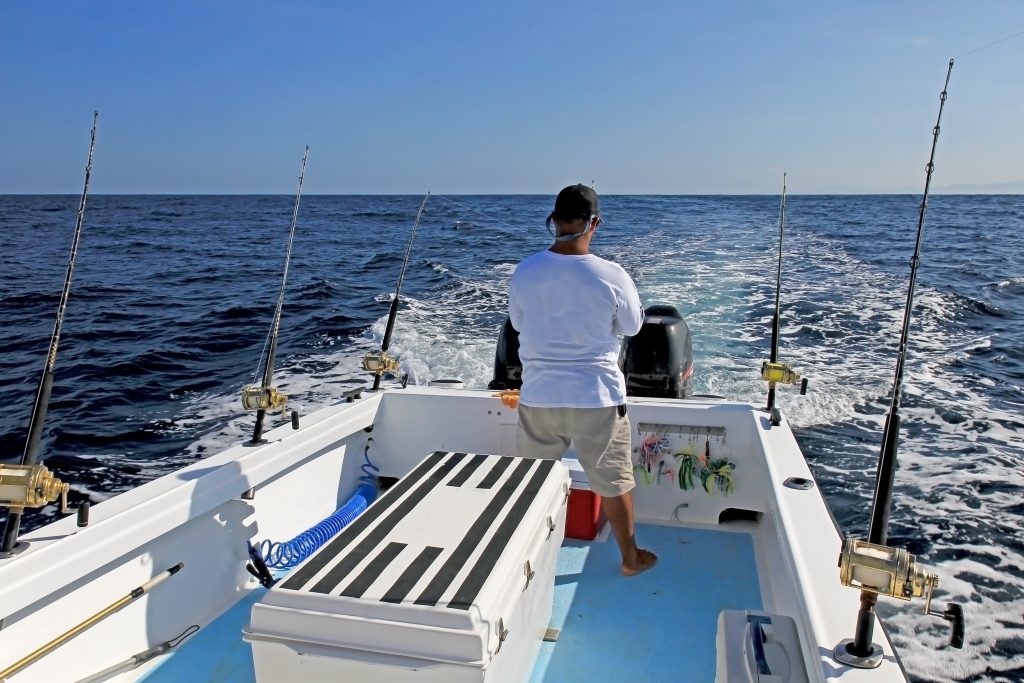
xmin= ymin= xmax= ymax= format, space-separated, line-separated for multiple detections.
xmin=633 ymin=423 xmax=736 ymax=495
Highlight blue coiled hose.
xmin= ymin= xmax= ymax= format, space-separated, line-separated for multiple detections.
xmin=258 ymin=441 xmax=380 ymax=569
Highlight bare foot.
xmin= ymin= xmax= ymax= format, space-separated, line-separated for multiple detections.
xmin=621 ymin=548 xmax=658 ymax=576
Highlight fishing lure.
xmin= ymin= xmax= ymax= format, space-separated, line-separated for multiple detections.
xmin=700 ymin=459 xmax=736 ymax=496
xmin=656 ymin=460 xmax=674 ymax=486
xmin=674 ymin=448 xmax=699 ymax=490
xmin=640 ymin=435 xmax=671 ymax=474
xmin=633 ymin=464 xmax=652 ymax=488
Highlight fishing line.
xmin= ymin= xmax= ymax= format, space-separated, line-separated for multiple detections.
xmin=395 ymin=195 xmax=429 ymax=292
xmin=955 ymin=29 xmax=1024 ymax=59
xmin=431 ymin=194 xmax=520 ymax=231
xmin=251 ymin=328 xmax=273 ymax=385
xmin=598 ymin=194 xmax=689 ymax=245
xmin=435 ymin=191 xmax=659 ymax=244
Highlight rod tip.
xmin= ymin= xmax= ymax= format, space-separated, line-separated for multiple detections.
xmin=168 ymin=562 xmax=185 ymax=575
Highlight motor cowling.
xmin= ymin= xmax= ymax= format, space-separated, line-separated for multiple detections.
xmin=487 ymin=316 xmax=523 ymax=390
xmin=488 ymin=304 xmax=693 ymax=398
xmin=619 ymin=304 xmax=693 ymax=399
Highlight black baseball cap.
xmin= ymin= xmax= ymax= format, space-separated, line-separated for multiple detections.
xmin=550 ymin=184 xmax=599 ymax=221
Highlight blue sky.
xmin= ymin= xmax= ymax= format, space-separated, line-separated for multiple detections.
xmin=2 ymin=1 xmax=1022 ymax=194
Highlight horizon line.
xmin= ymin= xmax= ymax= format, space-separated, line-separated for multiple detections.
xmin=2 ymin=191 xmax=1022 ymax=197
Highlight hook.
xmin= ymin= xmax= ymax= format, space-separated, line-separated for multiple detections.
xmin=167 ymin=624 xmax=200 ymax=649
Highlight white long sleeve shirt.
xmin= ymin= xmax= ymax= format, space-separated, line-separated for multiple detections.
xmin=508 ymin=250 xmax=643 ymax=408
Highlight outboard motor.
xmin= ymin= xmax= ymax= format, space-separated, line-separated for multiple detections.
xmin=619 ymin=304 xmax=694 ymax=399
xmin=489 ymin=305 xmax=693 ymax=398
xmin=488 ymin=316 xmax=522 ymax=390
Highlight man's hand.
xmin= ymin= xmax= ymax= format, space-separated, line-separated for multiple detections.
xmin=493 ymin=389 xmax=520 ymax=409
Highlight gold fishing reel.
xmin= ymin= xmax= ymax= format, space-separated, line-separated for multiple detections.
xmin=240 ymin=384 xmax=288 ymax=413
xmin=362 ymin=350 xmax=399 ymax=376
xmin=0 ymin=463 xmax=70 ymax=514
xmin=839 ymin=538 xmax=937 ymax=606
xmin=761 ymin=361 xmax=808 ymax=426
xmin=838 ymin=538 xmax=964 ymax=652
xmin=761 ymin=361 xmax=806 ymax=390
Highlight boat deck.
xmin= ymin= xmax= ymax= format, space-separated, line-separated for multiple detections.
xmin=143 ymin=523 xmax=761 ymax=682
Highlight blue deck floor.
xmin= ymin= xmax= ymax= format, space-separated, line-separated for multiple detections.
xmin=144 ymin=524 xmax=761 ymax=682
xmin=532 ymin=524 xmax=761 ymax=682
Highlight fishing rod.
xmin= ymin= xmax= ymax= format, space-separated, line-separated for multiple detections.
xmin=835 ymin=59 xmax=964 ymax=669
xmin=0 ymin=111 xmax=98 ymax=554
xmin=760 ymin=173 xmax=807 ymax=424
xmin=0 ymin=563 xmax=184 ymax=680
xmin=362 ymin=193 xmax=430 ymax=390
xmin=241 ymin=146 xmax=309 ymax=445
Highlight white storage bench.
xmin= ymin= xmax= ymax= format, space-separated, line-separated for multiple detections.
xmin=245 ymin=451 xmax=570 ymax=683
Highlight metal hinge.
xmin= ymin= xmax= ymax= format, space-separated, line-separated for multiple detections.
xmin=495 ymin=618 xmax=509 ymax=653
xmin=524 ymin=560 xmax=536 ymax=588
xmin=545 ymin=515 xmax=556 ymax=540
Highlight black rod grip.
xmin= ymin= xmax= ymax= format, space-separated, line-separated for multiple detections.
xmin=380 ymin=297 xmax=400 ymax=352
xmin=22 ymin=370 xmax=55 ymax=467
xmin=251 ymin=409 xmax=267 ymax=444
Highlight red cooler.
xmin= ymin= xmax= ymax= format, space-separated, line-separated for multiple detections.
xmin=564 ymin=458 xmax=605 ymax=540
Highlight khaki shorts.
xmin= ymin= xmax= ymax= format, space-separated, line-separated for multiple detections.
xmin=516 ymin=404 xmax=635 ymax=498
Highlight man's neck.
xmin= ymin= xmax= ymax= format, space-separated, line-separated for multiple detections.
xmin=549 ymin=240 xmax=590 ymax=256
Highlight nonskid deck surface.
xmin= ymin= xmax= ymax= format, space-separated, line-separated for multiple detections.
xmin=143 ymin=524 xmax=761 ymax=682
xmin=532 ymin=524 xmax=761 ymax=682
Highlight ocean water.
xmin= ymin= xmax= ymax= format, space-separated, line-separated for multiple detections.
xmin=1 ymin=194 xmax=1021 ymax=682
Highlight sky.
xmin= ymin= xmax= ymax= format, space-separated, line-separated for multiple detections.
xmin=1 ymin=1 xmax=1022 ymax=194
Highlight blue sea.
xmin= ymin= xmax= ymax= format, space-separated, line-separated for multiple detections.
xmin=1 ymin=194 xmax=1022 ymax=681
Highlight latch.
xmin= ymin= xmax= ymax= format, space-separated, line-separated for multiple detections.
xmin=494 ymin=618 xmax=509 ymax=653
xmin=524 ymin=559 xmax=536 ymax=588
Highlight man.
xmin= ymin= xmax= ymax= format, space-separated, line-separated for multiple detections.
xmin=508 ymin=184 xmax=656 ymax=576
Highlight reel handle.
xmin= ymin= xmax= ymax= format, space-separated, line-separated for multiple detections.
xmin=929 ymin=602 xmax=964 ymax=649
